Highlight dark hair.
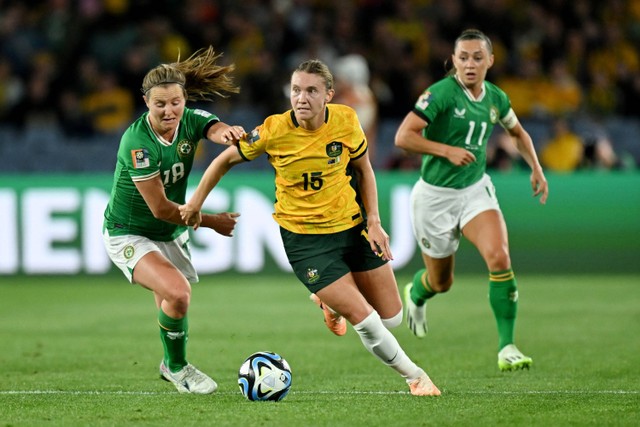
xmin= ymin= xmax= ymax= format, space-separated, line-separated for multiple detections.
xmin=455 ymin=29 xmax=493 ymax=54
xmin=293 ymin=59 xmax=334 ymax=91
xmin=141 ymin=46 xmax=239 ymax=101
xmin=445 ymin=29 xmax=493 ymax=75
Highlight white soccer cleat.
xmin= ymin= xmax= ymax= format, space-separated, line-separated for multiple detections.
xmin=404 ymin=283 xmax=427 ymax=338
xmin=159 ymin=361 xmax=218 ymax=394
xmin=498 ymin=344 xmax=533 ymax=371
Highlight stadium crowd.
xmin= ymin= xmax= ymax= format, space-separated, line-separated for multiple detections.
xmin=0 ymin=0 xmax=639 ymax=171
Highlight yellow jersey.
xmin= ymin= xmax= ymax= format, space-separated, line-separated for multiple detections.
xmin=238 ymin=104 xmax=367 ymax=234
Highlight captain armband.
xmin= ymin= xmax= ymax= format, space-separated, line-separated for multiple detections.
xmin=500 ymin=108 xmax=518 ymax=130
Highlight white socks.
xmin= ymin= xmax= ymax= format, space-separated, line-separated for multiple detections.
xmin=353 ymin=310 xmax=423 ymax=380
xmin=381 ymin=309 xmax=403 ymax=329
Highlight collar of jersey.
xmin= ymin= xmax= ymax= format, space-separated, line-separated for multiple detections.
xmin=454 ymin=75 xmax=486 ymax=102
xmin=289 ymin=107 xmax=329 ymax=128
xmin=146 ymin=114 xmax=179 ymax=146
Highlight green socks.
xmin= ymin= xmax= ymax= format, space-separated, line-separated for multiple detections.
xmin=410 ymin=268 xmax=437 ymax=306
xmin=489 ymin=269 xmax=518 ymax=350
xmin=409 ymin=267 xmax=519 ymax=350
xmin=158 ymin=310 xmax=188 ymax=372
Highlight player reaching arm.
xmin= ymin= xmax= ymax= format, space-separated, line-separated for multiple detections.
xmin=181 ymin=59 xmax=440 ymax=396
xmin=102 ymin=46 xmax=242 ymax=394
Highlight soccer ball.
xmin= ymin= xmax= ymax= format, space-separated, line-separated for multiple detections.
xmin=238 ymin=351 xmax=292 ymax=401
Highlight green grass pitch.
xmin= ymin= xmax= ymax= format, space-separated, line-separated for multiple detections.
xmin=1 ymin=273 xmax=638 ymax=426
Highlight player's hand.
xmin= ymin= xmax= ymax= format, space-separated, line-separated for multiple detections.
xmin=179 ymin=203 xmax=202 ymax=229
xmin=530 ymin=167 xmax=549 ymax=204
xmin=210 ymin=212 xmax=240 ymax=237
xmin=447 ymin=146 xmax=476 ymax=166
xmin=221 ymin=125 xmax=245 ymax=145
xmin=366 ymin=221 xmax=394 ymax=261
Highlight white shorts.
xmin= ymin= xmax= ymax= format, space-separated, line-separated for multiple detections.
xmin=409 ymin=174 xmax=501 ymax=258
xmin=102 ymin=229 xmax=199 ymax=284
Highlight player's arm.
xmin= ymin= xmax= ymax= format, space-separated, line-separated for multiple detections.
xmin=502 ymin=110 xmax=549 ymax=204
xmin=179 ymin=145 xmax=245 ymax=229
xmin=394 ymin=111 xmax=476 ymax=166
xmin=135 ymin=177 xmax=239 ymax=236
xmin=205 ymin=121 xmax=245 ymax=145
xmin=350 ymin=152 xmax=393 ymax=261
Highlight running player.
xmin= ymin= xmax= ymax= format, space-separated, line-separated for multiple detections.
xmin=102 ymin=47 xmax=244 ymax=394
xmin=180 ymin=59 xmax=440 ymax=396
xmin=394 ymin=29 xmax=549 ymax=371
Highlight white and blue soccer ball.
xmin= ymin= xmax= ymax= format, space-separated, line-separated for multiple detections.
xmin=238 ymin=351 xmax=292 ymax=401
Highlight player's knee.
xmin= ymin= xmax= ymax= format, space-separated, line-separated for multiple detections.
xmin=165 ymin=285 xmax=191 ymax=315
xmin=485 ymin=249 xmax=511 ymax=271
xmin=381 ymin=310 xmax=403 ymax=329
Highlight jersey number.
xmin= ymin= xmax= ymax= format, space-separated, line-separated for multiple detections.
xmin=302 ymin=172 xmax=323 ymax=190
xmin=465 ymin=121 xmax=488 ymax=146
xmin=162 ymin=163 xmax=185 ymax=185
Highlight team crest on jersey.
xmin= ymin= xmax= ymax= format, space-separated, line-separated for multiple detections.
xmin=131 ymin=149 xmax=150 ymax=169
xmin=454 ymin=107 xmax=466 ymax=119
xmin=177 ymin=140 xmax=194 ymax=158
xmin=306 ymin=267 xmax=320 ymax=284
xmin=326 ymin=141 xmax=343 ymax=157
xmin=489 ymin=106 xmax=499 ymax=124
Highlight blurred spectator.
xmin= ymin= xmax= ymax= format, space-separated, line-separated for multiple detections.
xmin=496 ymin=60 xmax=547 ymax=119
xmin=0 ymin=0 xmax=638 ymax=172
xmin=333 ymin=54 xmax=378 ymax=164
xmin=539 ymin=58 xmax=583 ymax=116
xmin=580 ymin=126 xmax=622 ymax=170
xmin=57 ymin=88 xmax=95 ymax=138
xmin=81 ymin=71 xmax=134 ymax=135
xmin=540 ymin=117 xmax=584 ymax=172
xmin=487 ymin=130 xmax=525 ymax=172
xmin=0 ymin=57 xmax=25 ymax=123
xmin=4 ymin=51 xmax=58 ymax=130
xmin=385 ymin=149 xmax=421 ymax=171
xmin=581 ymin=133 xmax=619 ymax=171
xmin=120 ymin=44 xmax=155 ymax=114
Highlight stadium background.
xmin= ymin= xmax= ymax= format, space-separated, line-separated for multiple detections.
xmin=0 ymin=0 xmax=639 ymax=276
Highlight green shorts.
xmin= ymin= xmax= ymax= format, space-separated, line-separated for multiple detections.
xmin=280 ymin=223 xmax=387 ymax=293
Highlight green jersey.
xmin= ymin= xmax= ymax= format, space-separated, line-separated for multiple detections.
xmin=413 ymin=75 xmax=513 ymax=189
xmin=104 ymin=108 xmax=219 ymax=241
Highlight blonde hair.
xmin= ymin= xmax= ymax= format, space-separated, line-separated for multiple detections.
xmin=141 ymin=46 xmax=239 ymax=101
xmin=294 ymin=59 xmax=334 ymax=91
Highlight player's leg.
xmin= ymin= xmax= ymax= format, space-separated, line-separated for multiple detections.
xmin=405 ymin=254 xmax=454 ymax=337
xmin=317 ymin=275 xmax=440 ymax=396
xmin=463 ymin=209 xmax=532 ymax=371
xmin=309 ymin=292 xmax=347 ymax=336
xmin=134 ymin=251 xmax=191 ymax=369
xmin=134 ymin=253 xmax=217 ymax=393
xmin=103 ymin=231 xmax=216 ymax=393
xmin=281 ymin=227 xmax=350 ymax=336
xmin=406 ymin=178 xmax=461 ymax=337
xmin=352 ymin=263 xmax=402 ymax=329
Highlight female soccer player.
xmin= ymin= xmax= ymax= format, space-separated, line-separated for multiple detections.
xmin=394 ymin=29 xmax=549 ymax=371
xmin=102 ymin=47 xmax=245 ymax=394
xmin=180 ymin=59 xmax=440 ymax=396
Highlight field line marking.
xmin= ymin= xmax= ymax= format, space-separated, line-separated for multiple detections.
xmin=1 ymin=390 xmax=638 ymax=396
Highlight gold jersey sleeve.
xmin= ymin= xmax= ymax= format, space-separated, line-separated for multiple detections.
xmin=238 ymin=104 xmax=368 ymax=234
